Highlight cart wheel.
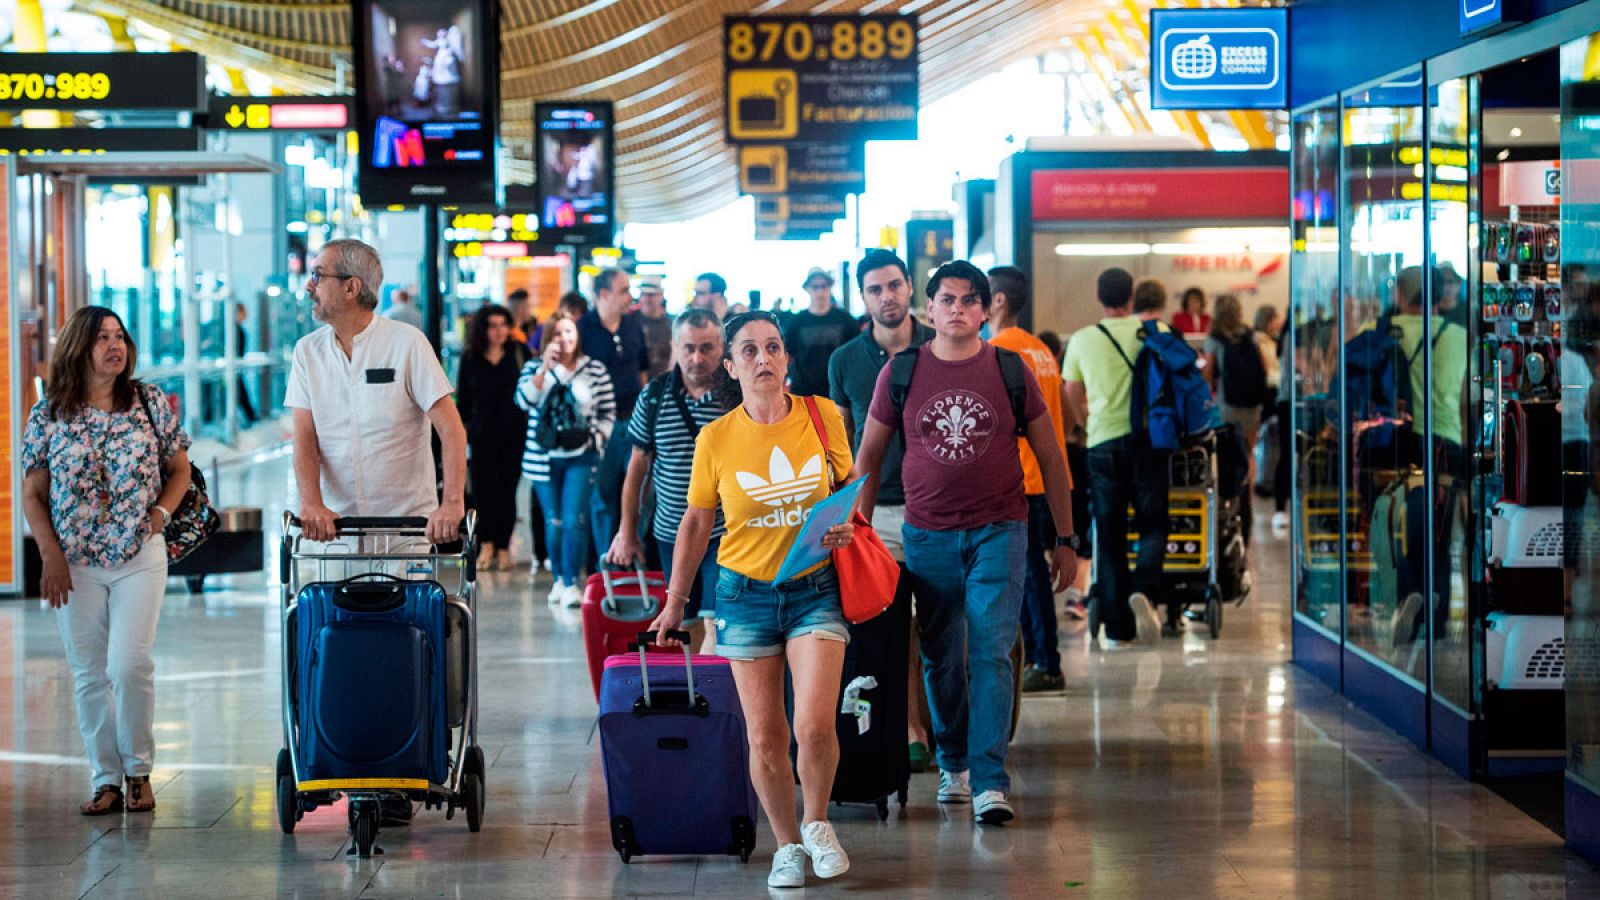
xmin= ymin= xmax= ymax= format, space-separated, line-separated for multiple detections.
xmin=462 ymin=745 xmax=486 ymax=833
xmin=350 ymin=801 xmax=381 ymax=859
xmin=876 ymin=798 xmax=890 ymax=821
xmin=275 ymin=749 xmax=297 ymax=834
xmin=1205 ymin=589 xmax=1223 ymax=640
xmin=185 ymin=575 xmax=205 ymax=594
xmin=1086 ymin=593 xmax=1102 ymax=640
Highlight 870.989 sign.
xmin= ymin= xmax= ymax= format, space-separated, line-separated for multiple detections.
xmin=723 ymin=14 xmax=918 ymax=145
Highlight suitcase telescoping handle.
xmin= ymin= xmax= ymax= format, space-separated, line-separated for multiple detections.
xmin=630 ymin=630 xmax=695 ymax=710
xmin=600 ymin=562 xmax=661 ymax=616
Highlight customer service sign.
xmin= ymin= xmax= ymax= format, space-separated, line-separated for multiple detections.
xmin=1150 ymin=8 xmax=1287 ymax=110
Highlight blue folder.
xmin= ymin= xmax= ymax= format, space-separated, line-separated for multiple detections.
xmin=771 ymin=477 xmax=867 ymax=584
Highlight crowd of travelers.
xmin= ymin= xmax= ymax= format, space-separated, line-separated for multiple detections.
xmin=25 ymin=235 xmax=1285 ymax=888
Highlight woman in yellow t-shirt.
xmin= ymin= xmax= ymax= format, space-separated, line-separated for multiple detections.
xmin=649 ymin=310 xmax=856 ymax=889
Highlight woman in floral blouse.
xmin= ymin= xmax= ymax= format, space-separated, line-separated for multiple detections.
xmin=21 ymin=307 xmax=192 ymax=816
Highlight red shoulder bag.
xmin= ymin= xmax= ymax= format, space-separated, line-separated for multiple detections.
xmin=801 ymin=396 xmax=900 ymax=624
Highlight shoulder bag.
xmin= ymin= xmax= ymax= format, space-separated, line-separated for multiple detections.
xmin=800 ymin=396 xmax=899 ymax=624
xmin=135 ymin=384 xmax=220 ymax=563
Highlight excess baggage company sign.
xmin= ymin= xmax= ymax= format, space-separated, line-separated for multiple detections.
xmin=1150 ymin=8 xmax=1286 ymax=110
xmin=724 ymin=14 xmax=918 ymax=144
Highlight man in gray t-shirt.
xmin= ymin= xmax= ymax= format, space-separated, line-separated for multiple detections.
xmin=826 ymin=248 xmax=936 ymax=774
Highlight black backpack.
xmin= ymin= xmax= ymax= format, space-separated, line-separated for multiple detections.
xmin=887 ymin=346 xmax=1029 ymax=438
xmin=1218 ymin=329 xmax=1269 ymax=409
xmin=533 ymin=378 xmax=592 ymax=451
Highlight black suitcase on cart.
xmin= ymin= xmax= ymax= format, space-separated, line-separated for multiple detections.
xmin=789 ymin=582 xmax=912 ymax=820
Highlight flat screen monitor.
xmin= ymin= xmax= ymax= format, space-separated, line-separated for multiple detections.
xmin=353 ymin=0 xmax=498 ymax=206
xmin=535 ymin=101 xmax=615 ymax=245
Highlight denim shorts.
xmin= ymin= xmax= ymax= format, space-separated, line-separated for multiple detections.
xmin=713 ymin=565 xmax=850 ymax=660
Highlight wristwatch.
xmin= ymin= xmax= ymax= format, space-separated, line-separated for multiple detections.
xmin=1056 ymin=534 xmax=1082 ymax=551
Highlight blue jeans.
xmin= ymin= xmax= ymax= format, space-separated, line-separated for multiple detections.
xmin=533 ymin=451 xmax=598 ymax=584
xmin=1019 ymin=495 xmax=1060 ymax=676
xmin=903 ymin=519 xmax=1028 ymax=794
xmin=658 ymin=535 xmax=722 ymax=619
xmin=590 ymin=420 xmax=633 ymax=565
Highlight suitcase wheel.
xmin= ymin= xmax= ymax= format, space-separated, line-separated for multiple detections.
xmin=1204 ymin=586 xmax=1224 ymax=640
xmin=732 ymin=815 xmax=756 ymax=863
xmin=612 ymin=817 xmax=638 ymax=864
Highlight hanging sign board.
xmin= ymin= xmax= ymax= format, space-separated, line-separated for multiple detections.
xmin=1150 ymin=8 xmax=1287 ymax=110
xmin=724 ymin=14 xmax=918 ymax=143
xmin=206 ymin=95 xmax=352 ymax=131
xmin=1461 ymin=0 xmax=1527 ymax=36
xmin=738 ymin=142 xmax=865 ymax=196
xmin=0 ymin=52 xmax=204 ymax=111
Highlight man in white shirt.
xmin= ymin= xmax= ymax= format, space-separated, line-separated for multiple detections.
xmin=286 ymin=239 xmax=466 ymax=546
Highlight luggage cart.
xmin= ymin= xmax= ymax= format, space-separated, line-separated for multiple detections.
xmin=1090 ymin=436 xmax=1250 ymax=640
xmin=276 ymin=513 xmax=483 ymax=859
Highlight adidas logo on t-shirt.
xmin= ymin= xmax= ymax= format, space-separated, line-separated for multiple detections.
xmin=735 ymin=447 xmax=823 ymax=527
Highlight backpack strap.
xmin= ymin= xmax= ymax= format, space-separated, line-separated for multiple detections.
xmin=887 ymin=347 xmax=920 ymax=440
xmin=1097 ymin=323 xmax=1136 ymax=371
xmin=667 ymin=370 xmax=701 ymax=440
xmin=993 ymin=347 xmax=1030 ymax=437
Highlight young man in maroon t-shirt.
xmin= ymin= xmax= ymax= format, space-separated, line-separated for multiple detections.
xmin=852 ymin=261 xmax=1078 ymax=826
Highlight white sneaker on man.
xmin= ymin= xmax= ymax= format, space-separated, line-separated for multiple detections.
xmin=974 ymin=790 xmax=1014 ymax=825
xmin=768 ymin=843 xmax=807 ymax=888
xmin=563 ymin=582 xmax=583 ymax=608
xmin=1271 ymin=511 xmax=1290 ymax=535
xmin=938 ymin=769 xmax=972 ymax=804
xmin=546 ymin=578 xmax=566 ymax=605
xmin=801 ymin=820 xmax=850 ymax=878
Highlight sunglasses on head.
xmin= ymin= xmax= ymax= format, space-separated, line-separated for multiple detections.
xmin=723 ymin=310 xmax=780 ymax=342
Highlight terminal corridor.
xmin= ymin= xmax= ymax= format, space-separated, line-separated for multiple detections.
xmin=0 ymin=455 xmax=1595 ymax=899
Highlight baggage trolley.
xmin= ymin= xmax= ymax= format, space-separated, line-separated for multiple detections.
xmin=1090 ymin=435 xmax=1250 ymax=640
xmin=276 ymin=512 xmax=483 ymax=859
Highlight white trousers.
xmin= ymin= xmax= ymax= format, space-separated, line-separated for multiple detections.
xmin=58 ymin=535 xmax=167 ymax=788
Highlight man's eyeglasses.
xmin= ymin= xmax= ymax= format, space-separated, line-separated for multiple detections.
xmin=308 ymin=269 xmax=356 ymax=287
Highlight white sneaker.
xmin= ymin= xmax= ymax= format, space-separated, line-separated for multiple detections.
xmin=974 ymin=790 xmax=1014 ymax=825
xmin=563 ymin=582 xmax=583 ymax=608
xmin=546 ymin=578 xmax=566 ymax=605
xmin=801 ymin=820 xmax=850 ymax=879
xmin=937 ymin=769 xmax=972 ymax=804
xmin=1271 ymin=511 xmax=1290 ymax=534
xmin=768 ymin=843 xmax=807 ymax=888
xmin=1131 ymin=592 xmax=1162 ymax=642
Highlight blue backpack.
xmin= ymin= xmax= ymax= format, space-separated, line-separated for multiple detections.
xmin=1337 ymin=313 xmax=1437 ymax=448
xmin=1098 ymin=320 xmax=1218 ymax=450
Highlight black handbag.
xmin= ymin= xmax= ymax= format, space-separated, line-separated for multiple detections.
xmin=135 ymin=385 xmax=220 ymax=563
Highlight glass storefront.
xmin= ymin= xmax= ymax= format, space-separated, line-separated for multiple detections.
xmin=1289 ymin=11 xmax=1600 ymax=849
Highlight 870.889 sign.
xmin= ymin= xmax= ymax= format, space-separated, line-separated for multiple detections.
xmin=723 ymin=14 xmax=918 ymax=145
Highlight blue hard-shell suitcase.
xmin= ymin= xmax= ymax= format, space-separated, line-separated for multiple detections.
xmin=598 ymin=640 xmax=758 ymax=863
xmin=294 ymin=576 xmax=449 ymax=785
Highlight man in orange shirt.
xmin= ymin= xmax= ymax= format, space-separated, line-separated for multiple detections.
xmin=988 ymin=266 xmax=1073 ymax=692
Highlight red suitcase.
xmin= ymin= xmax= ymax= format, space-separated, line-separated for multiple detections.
xmin=581 ymin=567 xmax=665 ymax=699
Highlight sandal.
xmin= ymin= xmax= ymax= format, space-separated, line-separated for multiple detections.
xmin=125 ymin=776 xmax=155 ymax=813
xmin=80 ymin=784 xmax=123 ymax=816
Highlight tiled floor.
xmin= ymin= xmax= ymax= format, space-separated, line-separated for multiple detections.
xmin=2 ymin=454 xmax=1598 ymax=898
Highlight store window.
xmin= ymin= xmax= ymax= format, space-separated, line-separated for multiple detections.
xmin=1291 ymin=103 xmax=1341 ymax=634
xmin=1428 ymin=77 xmax=1475 ymax=713
xmin=1562 ymin=32 xmax=1600 ymax=798
xmin=1341 ymin=69 xmax=1428 ymax=683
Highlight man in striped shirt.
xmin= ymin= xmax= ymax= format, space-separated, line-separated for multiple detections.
xmin=607 ymin=308 xmax=728 ymax=650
